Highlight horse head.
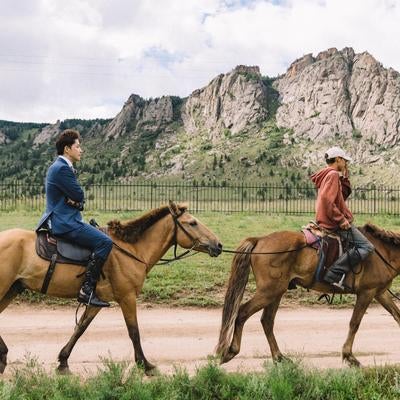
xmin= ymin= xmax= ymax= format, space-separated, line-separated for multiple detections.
xmin=168 ymin=200 xmax=223 ymax=257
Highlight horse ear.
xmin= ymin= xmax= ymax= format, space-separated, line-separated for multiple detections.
xmin=168 ymin=200 xmax=179 ymax=216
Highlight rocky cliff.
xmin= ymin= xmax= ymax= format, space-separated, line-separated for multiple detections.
xmin=105 ymin=94 xmax=178 ymax=139
xmin=37 ymin=48 xmax=399 ymax=157
xmin=274 ymin=47 xmax=400 ymax=148
xmin=0 ymin=130 xmax=10 ymax=145
xmin=33 ymin=120 xmax=61 ymax=145
xmin=182 ymin=65 xmax=273 ymax=140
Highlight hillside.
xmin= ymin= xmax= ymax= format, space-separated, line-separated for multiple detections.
xmin=1 ymin=47 xmax=399 ymax=187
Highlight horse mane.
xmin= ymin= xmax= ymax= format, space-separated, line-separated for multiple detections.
xmin=361 ymin=223 xmax=400 ymax=246
xmin=107 ymin=203 xmax=187 ymax=243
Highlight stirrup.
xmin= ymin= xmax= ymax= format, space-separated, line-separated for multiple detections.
xmin=332 ymin=274 xmax=348 ymax=291
xmin=77 ymin=289 xmax=110 ymax=308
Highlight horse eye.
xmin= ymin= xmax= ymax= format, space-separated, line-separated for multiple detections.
xmin=189 ymin=220 xmax=198 ymax=226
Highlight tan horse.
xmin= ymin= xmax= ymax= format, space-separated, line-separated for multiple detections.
xmin=0 ymin=202 xmax=222 ymax=374
xmin=217 ymin=223 xmax=400 ymax=367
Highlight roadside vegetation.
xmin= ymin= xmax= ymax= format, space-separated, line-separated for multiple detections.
xmin=2 ymin=210 xmax=400 ymax=308
xmin=1 ymin=358 xmax=400 ymax=399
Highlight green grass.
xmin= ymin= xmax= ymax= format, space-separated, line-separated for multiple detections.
xmin=2 ymin=358 xmax=400 ymax=399
xmin=2 ymin=210 xmax=400 ymax=307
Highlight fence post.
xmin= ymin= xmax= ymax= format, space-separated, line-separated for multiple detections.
xmin=241 ymin=183 xmax=244 ymax=212
xmin=14 ymin=181 xmax=17 ymax=210
xmin=285 ymin=184 xmax=289 ymax=214
xmin=196 ymin=184 xmax=199 ymax=213
xmin=150 ymin=182 xmax=153 ymax=209
xmin=103 ymin=183 xmax=107 ymax=211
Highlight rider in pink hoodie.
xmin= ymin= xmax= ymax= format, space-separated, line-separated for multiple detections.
xmin=310 ymin=147 xmax=374 ymax=290
xmin=311 ymin=165 xmax=353 ymax=231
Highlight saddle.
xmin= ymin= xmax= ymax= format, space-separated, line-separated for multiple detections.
xmin=36 ymin=231 xmax=92 ymax=265
xmin=302 ymin=222 xmax=347 ymax=283
xmin=35 ymin=227 xmax=94 ymax=295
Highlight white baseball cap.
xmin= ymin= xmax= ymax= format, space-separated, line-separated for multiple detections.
xmin=325 ymin=146 xmax=352 ymax=162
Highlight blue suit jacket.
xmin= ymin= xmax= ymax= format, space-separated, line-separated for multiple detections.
xmin=37 ymin=157 xmax=85 ymax=235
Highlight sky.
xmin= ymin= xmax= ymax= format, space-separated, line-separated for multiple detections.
xmin=1 ymin=0 xmax=399 ymax=123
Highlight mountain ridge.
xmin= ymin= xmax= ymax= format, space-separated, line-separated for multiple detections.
xmin=1 ymin=47 xmax=399 ymax=186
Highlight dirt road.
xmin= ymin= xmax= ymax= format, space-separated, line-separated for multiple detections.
xmin=1 ymin=304 xmax=399 ymax=376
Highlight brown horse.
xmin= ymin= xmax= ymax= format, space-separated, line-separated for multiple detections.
xmin=0 ymin=202 xmax=222 ymax=374
xmin=217 ymin=223 xmax=400 ymax=367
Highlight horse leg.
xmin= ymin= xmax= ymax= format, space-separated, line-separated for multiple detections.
xmin=0 ymin=281 xmax=24 ymax=373
xmin=119 ymin=293 xmax=155 ymax=374
xmin=223 ymin=290 xmax=278 ymax=363
xmin=342 ymin=289 xmax=377 ymax=367
xmin=260 ymin=295 xmax=286 ymax=362
xmin=0 ymin=281 xmax=24 ymax=374
xmin=57 ymin=306 xmax=101 ymax=374
xmin=375 ymin=290 xmax=400 ymax=326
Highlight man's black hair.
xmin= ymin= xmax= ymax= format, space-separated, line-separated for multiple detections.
xmin=56 ymin=129 xmax=80 ymax=155
xmin=325 ymin=153 xmax=336 ymax=165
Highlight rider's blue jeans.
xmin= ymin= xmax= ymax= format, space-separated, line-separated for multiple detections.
xmin=325 ymin=224 xmax=374 ymax=281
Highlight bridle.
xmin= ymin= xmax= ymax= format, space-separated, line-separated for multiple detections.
xmin=167 ymin=208 xmax=199 ymax=259
xmin=111 ymin=208 xmax=201 ymax=267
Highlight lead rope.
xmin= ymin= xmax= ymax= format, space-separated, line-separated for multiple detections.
xmin=221 ymin=241 xmax=316 ymax=255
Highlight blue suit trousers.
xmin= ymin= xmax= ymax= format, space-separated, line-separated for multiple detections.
xmin=60 ymin=222 xmax=113 ymax=260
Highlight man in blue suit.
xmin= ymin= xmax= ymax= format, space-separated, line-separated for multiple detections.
xmin=37 ymin=129 xmax=112 ymax=307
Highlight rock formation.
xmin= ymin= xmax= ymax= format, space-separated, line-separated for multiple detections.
xmin=103 ymin=48 xmax=400 ymax=151
xmin=274 ymin=47 xmax=400 ymax=146
xmin=33 ymin=120 xmax=61 ymax=146
xmin=182 ymin=65 xmax=271 ymax=140
xmin=0 ymin=130 xmax=10 ymax=145
xmin=105 ymin=95 xmax=176 ymax=139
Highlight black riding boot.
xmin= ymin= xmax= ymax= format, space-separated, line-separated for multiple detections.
xmin=77 ymin=254 xmax=110 ymax=307
xmin=324 ymin=248 xmax=361 ymax=290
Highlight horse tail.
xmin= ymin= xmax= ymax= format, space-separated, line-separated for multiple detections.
xmin=216 ymin=237 xmax=258 ymax=359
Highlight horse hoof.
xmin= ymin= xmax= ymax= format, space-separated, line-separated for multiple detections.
xmin=274 ymin=354 xmax=292 ymax=364
xmin=0 ymin=362 xmax=6 ymax=374
xmin=221 ymin=350 xmax=236 ymax=364
xmin=0 ymin=355 xmax=7 ymax=374
xmin=343 ymin=354 xmax=361 ymax=368
xmin=145 ymin=364 xmax=157 ymax=376
xmin=57 ymin=365 xmax=71 ymax=375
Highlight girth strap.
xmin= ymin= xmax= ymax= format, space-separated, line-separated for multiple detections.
xmin=41 ymin=253 xmax=58 ymax=294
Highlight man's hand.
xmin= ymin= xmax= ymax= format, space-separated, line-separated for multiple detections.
xmin=343 ymin=163 xmax=349 ymax=178
xmin=65 ymin=197 xmax=84 ymax=211
xmin=339 ymin=219 xmax=351 ymax=230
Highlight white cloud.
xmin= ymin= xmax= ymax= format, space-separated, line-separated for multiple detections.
xmin=0 ymin=0 xmax=399 ymax=122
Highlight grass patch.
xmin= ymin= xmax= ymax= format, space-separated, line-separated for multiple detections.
xmin=2 ymin=358 xmax=400 ymax=399
xmin=1 ymin=211 xmax=400 ymax=308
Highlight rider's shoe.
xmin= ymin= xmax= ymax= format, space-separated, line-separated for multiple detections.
xmin=78 ymin=287 xmax=110 ymax=307
xmin=77 ymin=254 xmax=110 ymax=307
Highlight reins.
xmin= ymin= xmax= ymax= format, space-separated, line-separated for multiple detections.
xmin=374 ymin=247 xmax=398 ymax=274
xmin=372 ymin=247 xmax=400 ymax=301
xmin=112 ymin=241 xmax=148 ymax=265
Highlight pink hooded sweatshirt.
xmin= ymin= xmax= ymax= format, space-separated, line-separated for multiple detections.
xmin=310 ymin=167 xmax=353 ymax=230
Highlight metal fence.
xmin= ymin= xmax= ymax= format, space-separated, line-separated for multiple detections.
xmin=1 ymin=181 xmax=400 ymax=215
